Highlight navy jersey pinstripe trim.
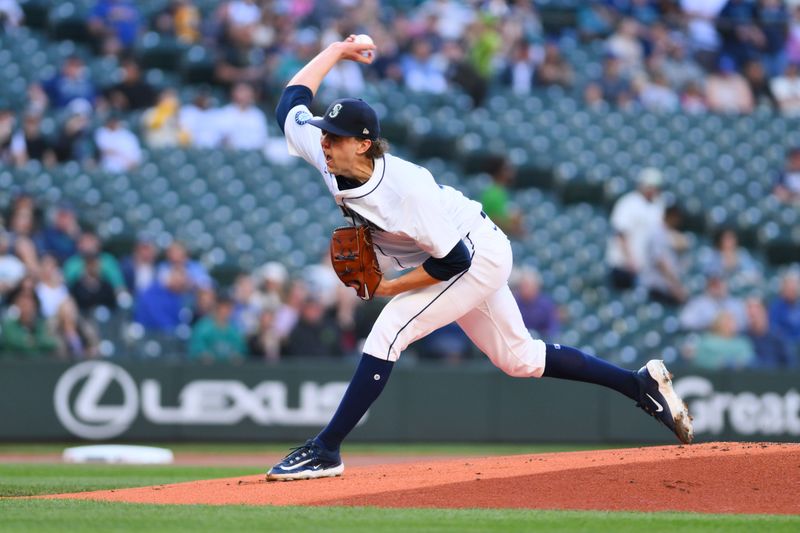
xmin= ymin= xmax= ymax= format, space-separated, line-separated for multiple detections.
xmin=384 ymin=234 xmax=476 ymax=360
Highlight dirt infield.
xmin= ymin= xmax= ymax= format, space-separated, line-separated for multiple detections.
xmin=44 ymin=442 xmax=800 ymax=514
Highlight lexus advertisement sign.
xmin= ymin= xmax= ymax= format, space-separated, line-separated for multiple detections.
xmin=0 ymin=360 xmax=797 ymax=442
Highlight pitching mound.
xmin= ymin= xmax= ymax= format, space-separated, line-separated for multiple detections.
xmin=44 ymin=442 xmax=800 ymax=514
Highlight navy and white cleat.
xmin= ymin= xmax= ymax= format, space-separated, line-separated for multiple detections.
xmin=635 ymin=360 xmax=694 ymax=444
xmin=266 ymin=439 xmax=344 ymax=481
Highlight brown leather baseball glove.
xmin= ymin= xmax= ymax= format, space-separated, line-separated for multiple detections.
xmin=330 ymin=226 xmax=382 ymax=300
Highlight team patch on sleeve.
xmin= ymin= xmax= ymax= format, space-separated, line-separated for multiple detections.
xmin=294 ymin=110 xmax=312 ymax=125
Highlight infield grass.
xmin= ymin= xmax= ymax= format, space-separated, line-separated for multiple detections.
xmin=1 ymin=500 xmax=798 ymax=533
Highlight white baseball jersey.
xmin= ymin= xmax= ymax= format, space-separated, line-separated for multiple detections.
xmin=281 ymin=102 xmax=546 ymax=373
xmin=284 ymin=104 xmax=484 ymax=271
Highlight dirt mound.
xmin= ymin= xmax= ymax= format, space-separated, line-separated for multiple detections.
xmin=43 ymin=442 xmax=800 ymax=514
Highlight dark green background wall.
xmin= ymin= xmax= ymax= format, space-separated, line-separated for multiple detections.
xmin=1 ymin=360 xmax=798 ymax=443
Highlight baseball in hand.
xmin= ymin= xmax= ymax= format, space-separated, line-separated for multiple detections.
xmin=353 ymin=34 xmax=375 ymax=59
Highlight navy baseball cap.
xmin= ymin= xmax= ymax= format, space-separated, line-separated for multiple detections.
xmin=308 ymin=98 xmax=380 ymax=140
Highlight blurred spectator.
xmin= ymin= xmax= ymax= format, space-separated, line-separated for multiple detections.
xmin=218 ymin=0 xmax=261 ymax=45
xmin=179 ymin=92 xmax=222 ymax=148
xmin=688 ymin=310 xmax=755 ymax=370
xmin=681 ymin=0 xmax=727 ymax=70
xmin=0 ymin=0 xmax=23 ymax=31
xmin=189 ymin=295 xmax=246 ymax=363
xmin=577 ymin=2 xmax=615 ymax=42
xmin=401 ymin=39 xmax=447 ymax=94
xmin=0 ymin=108 xmax=16 ymax=164
xmin=705 ymin=56 xmax=754 ymax=113
xmin=584 ymin=82 xmax=606 ymax=109
xmin=155 ymin=0 xmax=201 ymax=44
xmin=536 ymin=41 xmax=574 ymax=88
xmin=639 ymin=71 xmax=680 ymax=112
xmin=679 ymin=271 xmax=748 ymax=332
xmin=231 ymin=273 xmax=262 ymax=335
xmin=788 ymin=4 xmax=800 ymax=65
xmin=701 ymin=228 xmax=763 ymax=290
xmin=757 ymin=0 xmax=790 ymax=77
xmin=133 ymin=281 xmax=185 ymax=333
xmin=87 ymin=0 xmax=142 ymax=54
xmin=768 ymin=270 xmax=800 ymax=345
xmin=606 ymin=167 xmax=665 ymax=290
xmin=157 ymin=241 xmax=212 ymax=295
xmin=774 ymin=146 xmax=800 ymax=203
xmin=248 ymin=308 xmax=280 ymax=361
xmin=500 ymin=39 xmax=538 ymax=95
xmin=94 ymin=115 xmax=142 ymax=173
xmin=53 ymin=298 xmax=100 ymax=359
xmin=303 ymin=254 xmax=341 ymax=308
xmin=443 ymin=39 xmax=487 ymax=106
xmin=52 ymin=100 xmax=94 ymax=165
xmin=284 ymin=295 xmax=341 ymax=357
xmin=641 ymin=204 xmax=689 ymax=306
xmin=141 ymin=89 xmax=188 ymax=148
xmin=5 ymin=196 xmax=41 ymax=273
xmin=213 ymin=21 xmax=268 ymax=87
xmin=716 ymin=0 xmax=763 ymax=67
xmin=63 ymin=231 xmax=126 ymax=294
xmin=121 ymin=237 xmax=158 ymax=294
xmin=660 ymin=43 xmax=705 ymax=91
xmin=35 ymin=254 xmax=70 ymax=319
xmin=69 ymin=253 xmax=118 ymax=312
xmin=0 ymin=292 xmax=58 ymax=358
xmin=771 ymin=62 xmax=800 ymax=116
xmin=36 ymin=203 xmax=80 ymax=265
xmin=190 ymin=286 xmax=216 ymax=326
xmin=480 ymin=157 xmax=523 ymax=237
xmin=41 ymin=56 xmax=96 ymax=109
xmin=273 ymin=279 xmax=308 ymax=341
xmin=216 ymin=83 xmax=268 ymax=150
xmin=253 ymin=261 xmax=288 ymax=311
xmin=746 ymin=296 xmax=797 ymax=368
xmin=512 ymin=266 xmax=560 ymax=340
xmin=104 ymin=59 xmax=157 ymax=112
xmin=0 ymin=231 xmax=25 ymax=298
xmin=467 ymin=14 xmax=502 ymax=82
xmin=25 ymin=83 xmax=49 ymax=116
xmin=681 ymin=81 xmax=708 ymax=113
xmin=10 ymin=113 xmax=54 ymax=167
xmin=607 ymin=18 xmax=645 ymax=74
xmin=597 ymin=54 xmax=633 ymax=106
xmin=742 ymin=59 xmax=777 ymax=109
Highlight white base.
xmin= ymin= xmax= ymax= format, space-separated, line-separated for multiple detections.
xmin=62 ymin=445 xmax=174 ymax=464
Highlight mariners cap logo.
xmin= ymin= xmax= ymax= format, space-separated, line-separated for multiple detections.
xmin=329 ymin=103 xmax=343 ymax=118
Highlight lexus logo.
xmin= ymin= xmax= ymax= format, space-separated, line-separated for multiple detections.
xmin=54 ymin=361 xmax=139 ymax=439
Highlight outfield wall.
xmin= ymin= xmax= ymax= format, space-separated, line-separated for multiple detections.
xmin=1 ymin=360 xmax=798 ymax=443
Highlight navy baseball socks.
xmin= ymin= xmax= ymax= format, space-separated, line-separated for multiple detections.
xmin=267 ymin=353 xmax=393 ymax=481
xmin=543 ymin=343 xmax=693 ymax=443
xmin=542 ymin=343 xmax=639 ymax=400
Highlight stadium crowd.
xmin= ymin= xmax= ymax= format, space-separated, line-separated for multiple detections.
xmin=0 ymin=0 xmax=799 ymax=369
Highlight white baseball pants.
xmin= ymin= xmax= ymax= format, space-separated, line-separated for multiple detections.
xmin=363 ymin=216 xmax=546 ymax=377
